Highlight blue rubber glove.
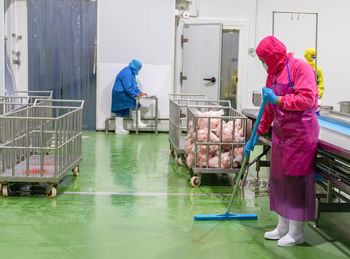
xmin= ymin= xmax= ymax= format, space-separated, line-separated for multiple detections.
xmin=262 ymin=87 xmax=278 ymax=104
xmin=244 ymin=134 xmax=259 ymax=157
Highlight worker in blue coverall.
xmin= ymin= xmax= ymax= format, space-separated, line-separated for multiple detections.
xmin=111 ymin=59 xmax=147 ymax=134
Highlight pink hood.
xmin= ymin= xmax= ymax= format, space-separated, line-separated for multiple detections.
xmin=256 ymin=36 xmax=290 ymax=75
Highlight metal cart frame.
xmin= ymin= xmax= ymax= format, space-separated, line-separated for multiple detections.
xmin=134 ymin=96 xmax=158 ymax=135
xmin=0 ymin=90 xmax=53 ymax=116
xmin=0 ymin=99 xmax=84 ymax=197
xmin=186 ymin=102 xmax=247 ymax=187
xmin=13 ymin=90 xmax=53 ymax=104
xmin=0 ymin=96 xmax=29 ymax=115
xmin=168 ymin=94 xmax=206 ymax=165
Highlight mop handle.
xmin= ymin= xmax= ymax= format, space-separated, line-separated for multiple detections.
xmin=244 ymin=99 xmax=267 ymax=158
xmin=225 ymin=99 xmax=267 ymax=214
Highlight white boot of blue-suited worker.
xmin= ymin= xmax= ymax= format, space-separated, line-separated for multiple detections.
xmin=115 ymin=117 xmax=129 ymax=134
xmin=278 ymin=220 xmax=304 ymax=247
xmin=264 ymin=215 xmax=289 ymax=240
xmin=132 ymin=110 xmax=147 ymax=128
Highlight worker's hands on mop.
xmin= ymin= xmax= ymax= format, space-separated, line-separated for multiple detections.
xmin=262 ymin=87 xmax=278 ymax=104
xmin=244 ymin=134 xmax=259 ymax=157
xmin=137 ymin=93 xmax=147 ymax=97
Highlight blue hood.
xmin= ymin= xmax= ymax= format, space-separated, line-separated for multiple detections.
xmin=129 ymin=59 xmax=142 ymax=75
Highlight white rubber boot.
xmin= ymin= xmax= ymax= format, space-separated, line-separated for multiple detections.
xmin=132 ymin=110 xmax=147 ymax=128
xmin=278 ymin=220 xmax=304 ymax=247
xmin=264 ymin=215 xmax=289 ymax=240
xmin=115 ymin=117 xmax=129 ymax=134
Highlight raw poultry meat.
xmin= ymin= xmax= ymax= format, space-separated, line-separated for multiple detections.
xmin=187 ymin=153 xmax=193 ymax=168
xmin=185 ymin=110 xmax=245 ymax=169
xmin=184 ymin=138 xmax=194 ymax=154
xmin=208 ymin=152 xmax=232 ymax=168
xmin=196 ymin=152 xmax=207 ymax=168
xmin=221 ymin=152 xmax=232 ymax=168
xmin=198 ymin=144 xmax=219 ymax=154
xmin=197 ymin=110 xmax=224 ymax=129
xmin=209 ymin=131 xmax=220 ymax=142
xmin=233 ymin=147 xmax=244 ymax=167
xmin=196 ymin=129 xmax=208 ymax=142
xmin=208 ymin=155 xmax=219 ymax=168
xmin=235 ymin=119 xmax=242 ymax=129
xmin=195 ymin=130 xmax=220 ymax=143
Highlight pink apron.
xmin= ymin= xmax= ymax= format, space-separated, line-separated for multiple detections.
xmin=269 ymin=59 xmax=319 ymax=221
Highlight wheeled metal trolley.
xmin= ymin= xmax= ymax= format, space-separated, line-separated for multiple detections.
xmin=0 ymin=90 xmax=53 ymax=116
xmin=0 ymin=96 xmax=29 ymax=115
xmin=0 ymin=99 xmax=84 ymax=197
xmin=168 ymin=94 xmax=206 ymax=165
xmin=186 ymin=102 xmax=247 ymax=187
xmin=13 ymin=90 xmax=53 ymax=104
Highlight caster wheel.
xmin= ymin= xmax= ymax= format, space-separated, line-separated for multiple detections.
xmin=47 ymin=187 xmax=57 ymax=198
xmin=73 ymin=166 xmax=79 ymax=176
xmin=177 ymin=157 xmax=184 ymax=166
xmin=2 ymin=184 xmax=8 ymax=197
xmin=190 ymin=176 xmax=201 ymax=188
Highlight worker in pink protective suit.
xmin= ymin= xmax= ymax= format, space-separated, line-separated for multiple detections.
xmin=247 ymin=36 xmax=319 ymax=246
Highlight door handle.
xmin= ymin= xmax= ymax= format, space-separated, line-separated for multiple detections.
xmin=203 ymin=77 xmax=216 ymax=83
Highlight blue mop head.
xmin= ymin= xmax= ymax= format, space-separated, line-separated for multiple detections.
xmin=194 ymin=213 xmax=257 ymax=221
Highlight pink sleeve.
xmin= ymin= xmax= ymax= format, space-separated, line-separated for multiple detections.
xmin=257 ymin=102 xmax=274 ymax=135
xmin=281 ymin=61 xmax=317 ymax=111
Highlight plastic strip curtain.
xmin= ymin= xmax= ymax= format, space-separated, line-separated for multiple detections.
xmin=27 ymin=0 xmax=97 ymax=129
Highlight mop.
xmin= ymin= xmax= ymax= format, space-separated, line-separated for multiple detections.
xmin=193 ymin=99 xmax=266 ymax=221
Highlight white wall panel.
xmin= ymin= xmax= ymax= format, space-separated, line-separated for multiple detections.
xmin=97 ymin=0 xmax=175 ymax=129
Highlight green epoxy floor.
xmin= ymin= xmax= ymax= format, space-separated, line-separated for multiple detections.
xmin=1 ymin=131 xmax=350 ymax=259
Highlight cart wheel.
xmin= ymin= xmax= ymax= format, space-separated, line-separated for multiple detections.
xmin=190 ymin=176 xmax=201 ymax=188
xmin=2 ymin=184 xmax=8 ymax=197
xmin=47 ymin=187 xmax=57 ymax=198
xmin=177 ymin=157 xmax=184 ymax=166
xmin=73 ymin=166 xmax=79 ymax=176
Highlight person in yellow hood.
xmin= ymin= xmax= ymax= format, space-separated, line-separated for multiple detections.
xmin=304 ymin=48 xmax=324 ymax=99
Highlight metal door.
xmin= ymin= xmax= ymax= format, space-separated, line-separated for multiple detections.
xmin=181 ymin=23 xmax=222 ymax=99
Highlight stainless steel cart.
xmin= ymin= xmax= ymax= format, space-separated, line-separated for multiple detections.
xmin=0 ymin=99 xmax=84 ymax=197
xmin=186 ymin=102 xmax=247 ymax=187
xmin=0 ymin=90 xmax=53 ymax=116
xmin=13 ymin=90 xmax=53 ymax=104
xmin=168 ymin=94 xmax=206 ymax=165
xmin=0 ymin=96 xmax=29 ymax=115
